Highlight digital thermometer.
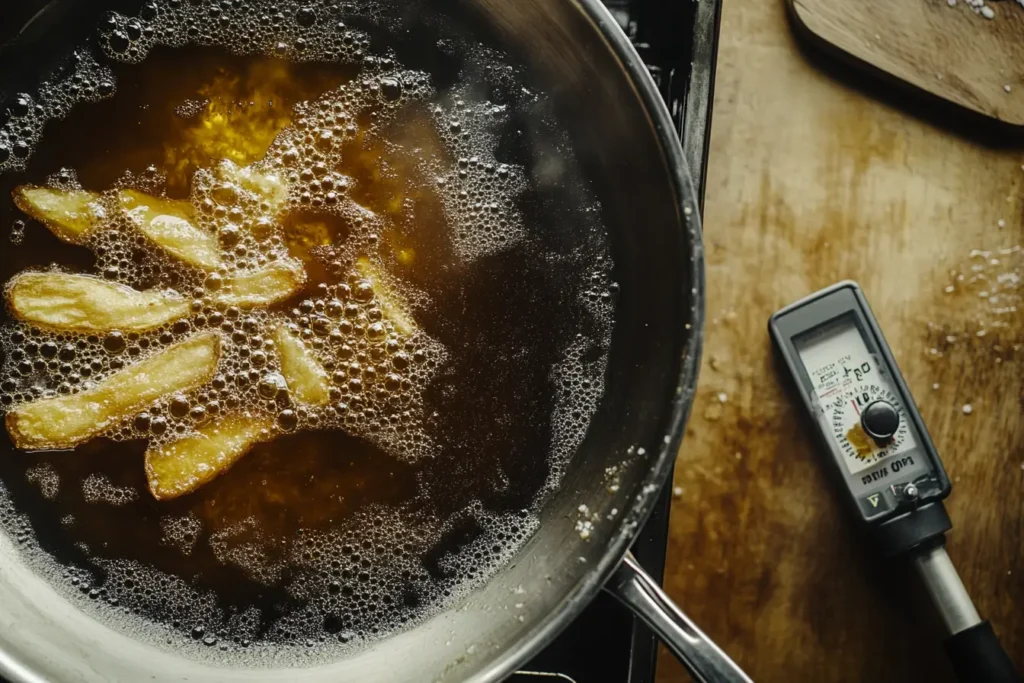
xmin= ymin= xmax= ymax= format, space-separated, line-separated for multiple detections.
xmin=770 ymin=281 xmax=1020 ymax=683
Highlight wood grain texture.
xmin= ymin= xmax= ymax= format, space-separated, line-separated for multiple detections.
xmin=788 ymin=0 xmax=1024 ymax=126
xmin=656 ymin=0 xmax=1024 ymax=681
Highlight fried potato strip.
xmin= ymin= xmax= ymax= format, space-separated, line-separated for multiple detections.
xmin=273 ymin=325 xmax=330 ymax=405
xmin=119 ymin=189 xmax=222 ymax=270
xmin=215 ymin=259 xmax=306 ymax=308
xmin=6 ymin=333 xmax=220 ymax=451
xmin=7 ymin=272 xmax=189 ymax=333
xmin=13 ymin=186 xmax=106 ymax=244
xmin=145 ymin=412 xmax=272 ymax=500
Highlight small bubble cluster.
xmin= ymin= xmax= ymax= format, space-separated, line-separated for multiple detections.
xmin=209 ymin=516 xmax=286 ymax=586
xmin=428 ymin=87 xmax=528 ymax=260
xmin=82 ymin=473 xmax=138 ymax=507
xmin=25 ymin=463 xmax=59 ymax=500
xmin=98 ymin=1 xmax=375 ymax=67
xmin=160 ymin=513 xmax=202 ymax=556
xmin=0 ymin=51 xmax=115 ymax=174
xmin=543 ymin=262 xmax=616 ymax=493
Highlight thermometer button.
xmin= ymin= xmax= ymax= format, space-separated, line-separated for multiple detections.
xmin=861 ymin=400 xmax=900 ymax=444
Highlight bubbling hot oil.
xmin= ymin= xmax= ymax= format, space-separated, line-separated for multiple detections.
xmin=0 ymin=0 xmax=615 ymax=665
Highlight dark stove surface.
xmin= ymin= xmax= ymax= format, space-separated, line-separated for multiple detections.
xmin=511 ymin=0 xmax=721 ymax=681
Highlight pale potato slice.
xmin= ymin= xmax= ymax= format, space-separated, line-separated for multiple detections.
xmin=145 ymin=412 xmax=273 ymax=500
xmin=6 ymin=333 xmax=220 ymax=451
xmin=215 ymin=160 xmax=289 ymax=215
xmin=216 ymin=259 xmax=306 ymax=308
xmin=355 ymin=257 xmax=418 ymax=336
xmin=273 ymin=325 xmax=330 ymax=405
xmin=119 ymin=189 xmax=222 ymax=270
xmin=13 ymin=186 xmax=106 ymax=244
xmin=7 ymin=272 xmax=189 ymax=333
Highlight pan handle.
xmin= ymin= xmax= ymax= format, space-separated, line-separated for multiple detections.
xmin=606 ymin=552 xmax=753 ymax=683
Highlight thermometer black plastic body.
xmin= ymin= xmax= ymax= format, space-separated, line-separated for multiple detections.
xmin=769 ymin=281 xmax=1020 ymax=683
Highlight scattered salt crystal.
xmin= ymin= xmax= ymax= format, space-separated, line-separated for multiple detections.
xmin=998 ymin=219 xmax=1006 ymax=228
xmin=932 ymin=383 xmax=940 ymax=390
xmin=977 ymin=329 xmax=987 ymax=337
xmin=947 ymin=0 xmax=956 ymax=5
xmin=717 ymin=392 xmax=728 ymax=403
xmin=637 ymin=447 xmax=646 ymax=456
xmin=981 ymin=5 xmax=994 ymax=18
xmin=578 ymin=556 xmax=587 ymax=564
xmin=577 ymin=504 xmax=589 ymax=515
xmin=672 ymin=486 xmax=683 ymax=499
xmin=946 ymin=335 xmax=957 ymax=343
xmin=1005 ymin=85 xmax=1012 ymax=93
xmin=944 ymin=285 xmax=955 ymax=293
xmin=962 ymin=403 xmax=973 ymax=415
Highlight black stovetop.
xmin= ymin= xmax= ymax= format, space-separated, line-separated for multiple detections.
xmin=510 ymin=0 xmax=721 ymax=681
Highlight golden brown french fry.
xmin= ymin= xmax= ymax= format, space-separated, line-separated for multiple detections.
xmin=119 ymin=190 xmax=222 ymax=270
xmin=273 ymin=325 xmax=330 ymax=405
xmin=145 ymin=412 xmax=273 ymax=500
xmin=7 ymin=272 xmax=189 ymax=333
xmin=13 ymin=186 xmax=106 ymax=244
xmin=216 ymin=259 xmax=306 ymax=308
xmin=6 ymin=333 xmax=220 ymax=451
xmin=355 ymin=257 xmax=418 ymax=336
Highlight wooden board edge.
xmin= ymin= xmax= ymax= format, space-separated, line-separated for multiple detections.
xmin=785 ymin=0 xmax=1024 ymax=130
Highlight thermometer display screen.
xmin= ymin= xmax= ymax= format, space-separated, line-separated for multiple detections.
xmin=770 ymin=282 xmax=951 ymax=524
xmin=795 ymin=316 xmax=918 ymax=475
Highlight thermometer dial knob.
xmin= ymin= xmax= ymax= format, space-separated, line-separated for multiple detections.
xmin=861 ymin=400 xmax=900 ymax=444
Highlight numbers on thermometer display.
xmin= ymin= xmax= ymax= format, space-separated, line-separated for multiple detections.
xmin=796 ymin=319 xmax=919 ymax=476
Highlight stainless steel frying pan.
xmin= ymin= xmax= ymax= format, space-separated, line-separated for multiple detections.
xmin=0 ymin=1 xmax=751 ymax=681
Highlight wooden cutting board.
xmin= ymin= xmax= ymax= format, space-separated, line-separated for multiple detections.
xmin=787 ymin=0 xmax=1024 ymax=127
xmin=656 ymin=0 xmax=1024 ymax=680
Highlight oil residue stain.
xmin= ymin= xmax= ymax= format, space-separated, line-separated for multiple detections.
xmin=845 ymin=423 xmax=874 ymax=459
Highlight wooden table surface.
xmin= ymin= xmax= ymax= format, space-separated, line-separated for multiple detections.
xmin=657 ymin=1 xmax=1024 ymax=681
